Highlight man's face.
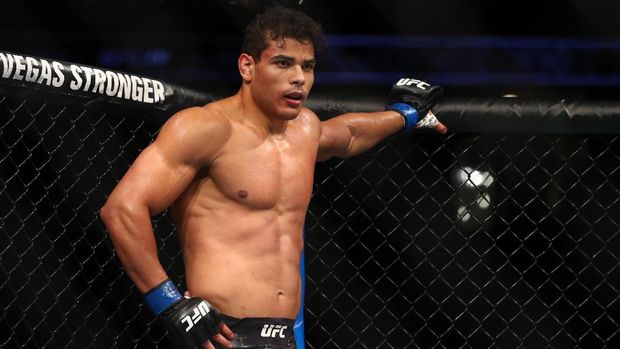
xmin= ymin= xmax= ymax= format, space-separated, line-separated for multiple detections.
xmin=250 ymin=37 xmax=316 ymax=120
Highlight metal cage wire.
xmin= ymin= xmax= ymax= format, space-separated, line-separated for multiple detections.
xmin=1 ymin=91 xmax=619 ymax=348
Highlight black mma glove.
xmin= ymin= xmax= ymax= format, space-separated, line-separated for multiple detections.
xmin=144 ymin=279 xmax=224 ymax=349
xmin=386 ymin=77 xmax=443 ymax=131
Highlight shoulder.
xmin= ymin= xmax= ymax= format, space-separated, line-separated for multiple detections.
xmin=295 ymin=107 xmax=322 ymax=136
xmin=161 ymin=105 xmax=231 ymax=139
xmin=154 ymin=104 xmax=233 ymax=165
xmin=300 ymin=106 xmax=320 ymax=121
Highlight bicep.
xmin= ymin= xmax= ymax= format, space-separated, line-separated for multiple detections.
xmin=110 ymin=142 xmax=199 ymax=215
xmin=317 ymin=117 xmax=354 ymax=161
xmin=108 ymin=107 xmax=229 ymax=214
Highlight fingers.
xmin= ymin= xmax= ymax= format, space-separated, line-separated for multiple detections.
xmin=435 ymin=121 xmax=448 ymax=134
xmin=426 ymin=111 xmax=447 ymax=134
xmin=211 ymin=333 xmax=233 ymax=348
xmin=202 ymin=324 xmax=234 ymax=349
xmin=220 ymin=323 xmax=235 ymax=340
xmin=416 ymin=110 xmax=447 ymax=134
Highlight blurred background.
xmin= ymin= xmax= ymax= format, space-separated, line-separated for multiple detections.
xmin=2 ymin=0 xmax=620 ymax=101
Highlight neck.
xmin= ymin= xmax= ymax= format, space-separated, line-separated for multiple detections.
xmin=237 ymin=88 xmax=288 ymax=136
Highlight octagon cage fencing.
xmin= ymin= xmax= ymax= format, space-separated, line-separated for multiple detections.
xmin=1 ymin=52 xmax=619 ymax=348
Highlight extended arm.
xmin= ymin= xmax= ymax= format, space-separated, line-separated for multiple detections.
xmin=318 ymin=77 xmax=446 ymax=161
xmin=317 ymin=110 xmax=406 ymax=160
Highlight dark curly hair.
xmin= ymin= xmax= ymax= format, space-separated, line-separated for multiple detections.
xmin=242 ymin=6 xmax=325 ymax=61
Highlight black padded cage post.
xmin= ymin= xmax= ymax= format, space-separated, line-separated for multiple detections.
xmin=1 ymin=51 xmax=619 ymax=348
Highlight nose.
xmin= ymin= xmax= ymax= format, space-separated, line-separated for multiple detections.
xmin=290 ymin=65 xmax=305 ymax=87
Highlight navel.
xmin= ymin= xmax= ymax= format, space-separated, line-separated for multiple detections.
xmin=237 ymin=189 xmax=248 ymax=199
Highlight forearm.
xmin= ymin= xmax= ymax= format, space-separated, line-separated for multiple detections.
xmin=100 ymin=202 xmax=168 ymax=293
xmin=332 ymin=110 xmax=404 ymax=157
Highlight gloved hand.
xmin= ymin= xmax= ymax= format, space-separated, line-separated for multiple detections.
xmin=144 ymin=279 xmax=233 ymax=348
xmin=386 ymin=77 xmax=446 ymax=133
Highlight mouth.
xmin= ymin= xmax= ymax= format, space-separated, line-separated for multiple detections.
xmin=283 ymin=90 xmax=305 ymax=105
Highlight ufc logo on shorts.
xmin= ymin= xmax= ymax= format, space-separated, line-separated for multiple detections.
xmin=260 ymin=324 xmax=288 ymax=338
xmin=396 ymin=78 xmax=429 ymax=90
xmin=180 ymin=301 xmax=210 ymax=332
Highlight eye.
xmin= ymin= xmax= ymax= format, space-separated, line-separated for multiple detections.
xmin=276 ymin=60 xmax=290 ymax=68
xmin=303 ymin=63 xmax=315 ymax=71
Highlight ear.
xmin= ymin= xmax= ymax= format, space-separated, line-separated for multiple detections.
xmin=238 ymin=53 xmax=254 ymax=82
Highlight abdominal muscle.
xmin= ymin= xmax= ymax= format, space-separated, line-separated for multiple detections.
xmin=169 ymin=118 xmax=318 ymax=319
xmin=171 ymin=198 xmax=306 ymax=320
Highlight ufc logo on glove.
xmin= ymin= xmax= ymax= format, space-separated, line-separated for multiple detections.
xmin=180 ymin=301 xmax=211 ymax=332
xmin=395 ymin=78 xmax=430 ymax=90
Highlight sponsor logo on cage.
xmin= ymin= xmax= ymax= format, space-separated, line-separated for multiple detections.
xmin=0 ymin=52 xmax=165 ymax=104
xmin=260 ymin=324 xmax=288 ymax=338
xmin=396 ymin=78 xmax=430 ymax=90
xmin=180 ymin=301 xmax=211 ymax=332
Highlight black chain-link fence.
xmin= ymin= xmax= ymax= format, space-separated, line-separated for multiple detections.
xmin=0 ymin=94 xmax=182 ymax=348
xmin=306 ymin=132 xmax=620 ymax=348
xmin=1 ymin=89 xmax=619 ymax=348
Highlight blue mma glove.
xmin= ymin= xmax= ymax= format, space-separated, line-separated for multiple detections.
xmin=145 ymin=279 xmax=224 ymax=349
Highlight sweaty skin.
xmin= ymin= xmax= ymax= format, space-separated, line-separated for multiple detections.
xmin=100 ymin=36 xmax=443 ymax=330
xmin=172 ymin=98 xmax=320 ymax=319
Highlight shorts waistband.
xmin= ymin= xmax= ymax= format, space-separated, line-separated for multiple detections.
xmin=219 ymin=314 xmax=296 ymax=349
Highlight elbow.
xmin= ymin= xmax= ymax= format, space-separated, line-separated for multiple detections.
xmin=99 ymin=199 xmax=114 ymax=226
xmin=100 ymin=198 xmax=120 ymax=235
xmin=99 ymin=196 xmax=135 ymax=238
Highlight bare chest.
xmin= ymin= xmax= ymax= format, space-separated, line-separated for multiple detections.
xmin=206 ymin=134 xmax=318 ymax=210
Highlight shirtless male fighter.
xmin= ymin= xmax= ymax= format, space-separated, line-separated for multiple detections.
xmin=100 ymin=6 xmax=446 ymax=349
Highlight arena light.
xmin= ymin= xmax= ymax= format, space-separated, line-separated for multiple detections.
xmin=455 ymin=166 xmax=494 ymax=224
xmin=457 ymin=166 xmax=494 ymax=189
